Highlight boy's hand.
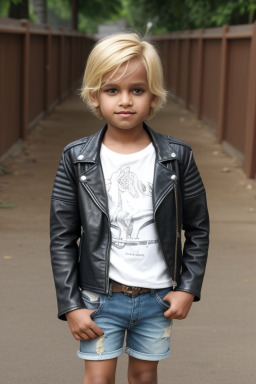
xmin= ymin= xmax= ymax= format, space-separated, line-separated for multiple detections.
xmin=163 ymin=291 xmax=195 ymax=320
xmin=66 ymin=308 xmax=104 ymax=340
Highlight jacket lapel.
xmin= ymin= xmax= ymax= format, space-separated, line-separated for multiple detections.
xmin=145 ymin=124 xmax=179 ymax=211
xmin=77 ymin=126 xmax=109 ymax=214
xmin=78 ymin=124 xmax=179 ymax=214
xmin=82 ymin=161 xmax=109 ymax=214
xmin=153 ymin=161 xmax=177 ymax=212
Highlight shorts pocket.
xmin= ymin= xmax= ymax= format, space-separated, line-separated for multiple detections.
xmin=80 ymin=290 xmax=105 ymax=317
xmin=153 ymin=288 xmax=171 ymax=310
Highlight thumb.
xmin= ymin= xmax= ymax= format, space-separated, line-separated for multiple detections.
xmin=87 ymin=309 xmax=96 ymax=316
xmin=163 ymin=294 xmax=172 ymax=305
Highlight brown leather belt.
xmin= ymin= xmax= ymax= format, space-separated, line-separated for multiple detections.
xmin=111 ymin=281 xmax=150 ymax=296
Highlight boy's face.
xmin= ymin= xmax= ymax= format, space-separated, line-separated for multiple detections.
xmin=91 ymin=59 xmax=158 ymax=132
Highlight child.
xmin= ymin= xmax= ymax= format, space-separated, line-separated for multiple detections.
xmin=50 ymin=33 xmax=209 ymax=384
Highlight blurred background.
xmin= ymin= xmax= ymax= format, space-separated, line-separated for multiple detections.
xmin=1 ymin=0 xmax=256 ymax=178
xmin=1 ymin=0 xmax=256 ymax=34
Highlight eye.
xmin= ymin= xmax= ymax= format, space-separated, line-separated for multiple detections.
xmin=132 ymin=88 xmax=144 ymax=94
xmin=105 ymin=88 xmax=118 ymax=94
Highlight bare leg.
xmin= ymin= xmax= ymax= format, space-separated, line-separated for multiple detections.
xmin=128 ymin=356 xmax=159 ymax=384
xmin=83 ymin=358 xmax=118 ymax=384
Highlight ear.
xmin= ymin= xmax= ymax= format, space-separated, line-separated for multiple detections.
xmin=150 ymin=95 xmax=158 ymax=109
xmin=90 ymin=92 xmax=99 ymax=108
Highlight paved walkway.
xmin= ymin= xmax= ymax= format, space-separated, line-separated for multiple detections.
xmin=1 ymin=93 xmax=256 ymax=384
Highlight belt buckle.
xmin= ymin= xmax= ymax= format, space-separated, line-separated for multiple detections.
xmin=122 ymin=284 xmax=134 ymax=294
xmin=123 ymin=285 xmax=142 ymax=295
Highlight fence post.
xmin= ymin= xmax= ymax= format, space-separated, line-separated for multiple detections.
xmin=244 ymin=21 xmax=256 ymax=179
xmin=70 ymin=33 xmax=74 ymax=90
xmin=217 ymin=25 xmax=229 ymax=143
xmin=59 ymin=28 xmax=65 ymax=100
xmin=175 ymin=38 xmax=180 ymax=95
xmin=166 ymin=38 xmax=172 ymax=90
xmin=184 ymin=36 xmax=191 ymax=108
xmin=45 ymin=25 xmax=52 ymax=112
xmin=196 ymin=29 xmax=204 ymax=119
xmin=21 ymin=20 xmax=30 ymax=139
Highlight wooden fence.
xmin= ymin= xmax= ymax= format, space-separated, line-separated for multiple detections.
xmin=0 ymin=18 xmax=94 ymax=158
xmin=1 ymin=20 xmax=256 ymax=179
xmin=153 ymin=23 xmax=256 ymax=179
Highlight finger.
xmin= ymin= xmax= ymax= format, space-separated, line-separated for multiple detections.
xmin=87 ymin=311 xmax=104 ymax=333
xmin=81 ymin=328 xmax=99 ymax=340
xmin=164 ymin=309 xmax=180 ymax=319
xmin=74 ymin=327 xmax=97 ymax=341
xmin=90 ymin=321 xmax=104 ymax=336
xmin=163 ymin=294 xmax=171 ymax=302
xmin=75 ymin=324 xmax=103 ymax=340
xmin=164 ymin=308 xmax=186 ymax=320
xmin=83 ymin=309 xmax=104 ymax=335
xmin=73 ymin=332 xmax=83 ymax=341
xmin=164 ymin=307 xmax=174 ymax=318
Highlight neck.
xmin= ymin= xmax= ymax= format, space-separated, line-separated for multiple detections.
xmin=102 ymin=124 xmax=151 ymax=154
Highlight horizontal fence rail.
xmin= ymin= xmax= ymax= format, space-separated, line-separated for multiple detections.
xmin=0 ymin=18 xmax=94 ymax=158
xmin=152 ymin=23 xmax=256 ymax=179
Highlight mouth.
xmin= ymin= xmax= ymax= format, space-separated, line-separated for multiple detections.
xmin=115 ymin=111 xmax=135 ymax=117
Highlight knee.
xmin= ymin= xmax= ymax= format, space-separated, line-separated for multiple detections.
xmin=128 ymin=370 xmax=157 ymax=384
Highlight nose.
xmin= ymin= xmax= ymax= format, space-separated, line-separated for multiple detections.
xmin=118 ymin=91 xmax=132 ymax=106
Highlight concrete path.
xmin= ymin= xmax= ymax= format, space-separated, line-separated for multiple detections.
xmin=1 ymin=93 xmax=256 ymax=384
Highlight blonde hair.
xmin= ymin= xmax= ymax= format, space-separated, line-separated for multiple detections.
xmin=80 ymin=33 xmax=167 ymax=119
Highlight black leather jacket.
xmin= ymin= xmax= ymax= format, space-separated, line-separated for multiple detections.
xmin=50 ymin=124 xmax=209 ymax=320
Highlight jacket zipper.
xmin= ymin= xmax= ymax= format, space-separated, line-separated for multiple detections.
xmin=154 ymin=181 xmax=178 ymax=290
xmin=172 ymin=183 xmax=179 ymax=289
xmin=81 ymin=182 xmax=111 ymax=294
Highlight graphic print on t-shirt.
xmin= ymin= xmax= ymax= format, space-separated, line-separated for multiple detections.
xmin=100 ymin=143 xmax=172 ymax=287
xmin=105 ymin=165 xmax=158 ymax=250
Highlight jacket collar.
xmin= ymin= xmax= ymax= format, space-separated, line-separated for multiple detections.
xmin=75 ymin=123 xmax=179 ymax=164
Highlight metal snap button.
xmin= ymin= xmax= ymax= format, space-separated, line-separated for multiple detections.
xmin=77 ymin=155 xmax=84 ymax=160
xmin=171 ymin=175 xmax=177 ymax=180
xmin=171 ymin=152 xmax=176 ymax=158
xmin=80 ymin=175 xmax=86 ymax=181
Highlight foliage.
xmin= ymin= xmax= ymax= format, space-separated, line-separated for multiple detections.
xmin=211 ymin=0 xmax=256 ymax=26
xmin=78 ymin=0 xmax=122 ymax=33
xmin=48 ymin=0 xmax=70 ymax=21
xmin=0 ymin=0 xmax=32 ymax=19
xmin=48 ymin=0 xmax=122 ymax=32
xmin=0 ymin=0 xmax=10 ymax=16
xmin=125 ymin=0 xmax=256 ymax=34
xmin=1 ymin=0 xmax=256 ymax=33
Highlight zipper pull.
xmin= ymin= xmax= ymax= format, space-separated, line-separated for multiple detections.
xmin=172 ymin=280 xmax=177 ymax=290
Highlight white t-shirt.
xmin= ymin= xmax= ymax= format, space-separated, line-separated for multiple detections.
xmin=100 ymin=142 xmax=172 ymax=288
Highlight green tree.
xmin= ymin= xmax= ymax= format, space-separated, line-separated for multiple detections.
xmin=2 ymin=0 xmax=256 ymax=33
xmin=78 ymin=0 xmax=123 ymax=32
xmin=0 ymin=0 xmax=35 ymax=20
xmin=125 ymin=0 xmax=256 ymax=34
xmin=47 ymin=0 xmax=122 ymax=31
xmin=1 ymin=0 xmax=123 ymax=32
xmin=8 ymin=0 xmax=29 ymax=19
xmin=0 ymin=0 xmax=9 ymax=17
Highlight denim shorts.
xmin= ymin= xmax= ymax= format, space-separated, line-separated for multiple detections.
xmin=77 ymin=287 xmax=173 ymax=361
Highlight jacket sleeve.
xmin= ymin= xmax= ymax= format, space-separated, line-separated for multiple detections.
xmin=177 ymin=150 xmax=210 ymax=300
xmin=50 ymin=150 xmax=85 ymax=320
